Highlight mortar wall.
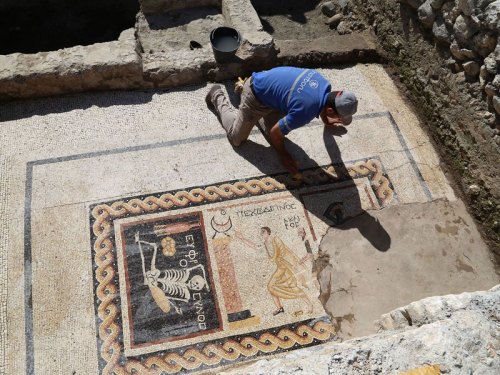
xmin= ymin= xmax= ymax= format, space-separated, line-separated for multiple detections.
xmin=353 ymin=0 xmax=500 ymax=252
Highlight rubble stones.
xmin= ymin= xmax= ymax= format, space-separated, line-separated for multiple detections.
xmin=352 ymin=0 xmax=500 ymax=247
xmin=450 ymin=40 xmax=466 ymax=59
xmin=442 ymin=2 xmax=462 ymax=28
xmin=458 ymin=0 xmax=476 ymax=16
xmin=472 ymin=32 xmax=497 ymax=57
xmin=450 ymin=40 xmax=477 ymax=60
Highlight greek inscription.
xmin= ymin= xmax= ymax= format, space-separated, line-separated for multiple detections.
xmin=236 ymin=203 xmax=297 ymax=219
xmin=284 ymin=215 xmax=301 ymax=230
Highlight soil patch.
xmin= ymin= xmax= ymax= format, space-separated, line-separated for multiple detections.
xmin=137 ymin=7 xmax=224 ymax=53
xmin=251 ymin=0 xmax=334 ymax=40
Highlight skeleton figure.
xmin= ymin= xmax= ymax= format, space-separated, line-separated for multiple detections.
xmin=135 ymin=232 xmax=210 ymax=315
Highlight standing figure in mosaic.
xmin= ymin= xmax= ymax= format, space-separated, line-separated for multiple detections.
xmin=236 ymin=227 xmax=314 ymax=316
xmin=135 ymin=232 xmax=209 ymax=315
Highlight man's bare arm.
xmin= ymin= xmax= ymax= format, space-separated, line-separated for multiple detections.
xmin=268 ymin=123 xmax=298 ymax=174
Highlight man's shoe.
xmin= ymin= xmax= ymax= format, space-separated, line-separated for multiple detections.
xmin=205 ymin=84 xmax=223 ymax=110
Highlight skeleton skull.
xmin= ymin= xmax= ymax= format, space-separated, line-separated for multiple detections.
xmin=189 ymin=275 xmax=206 ymax=291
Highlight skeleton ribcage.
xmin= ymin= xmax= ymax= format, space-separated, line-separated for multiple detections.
xmin=157 ymin=269 xmax=190 ymax=301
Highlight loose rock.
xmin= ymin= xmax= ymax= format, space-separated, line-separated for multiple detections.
xmin=467 ymin=184 xmax=481 ymax=196
xmin=480 ymin=65 xmax=493 ymax=86
xmin=430 ymin=0 xmax=446 ymax=9
xmin=472 ymin=32 xmax=497 ymax=57
xmin=458 ymin=0 xmax=475 ymax=16
xmin=492 ymin=74 xmax=500 ymax=89
xmin=493 ymin=95 xmax=500 ymax=114
xmin=484 ymin=0 xmax=500 ymax=30
xmin=442 ymin=2 xmax=461 ymax=28
xmin=418 ymin=1 xmax=436 ymax=28
xmin=453 ymin=15 xmax=480 ymax=47
xmin=432 ymin=16 xmax=451 ymax=44
xmin=484 ymin=53 xmax=497 ymax=74
xmin=336 ymin=21 xmax=351 ymax=35
xmin=484 ymin=83 xmax=497 ymax=96
xmin=326 ymin=14 xmax=343 ymax=28
xmin=463 ymin=60 xmax=481 ymax=78
xmin=321 ymin=1 xmax=337 ymax=17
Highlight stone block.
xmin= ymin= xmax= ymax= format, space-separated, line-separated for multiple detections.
xmin=0 ymin=28 xmax=149 ymax=100
xmin=222 ymin=0 xmax=277 ymax=61
xmin=141 ymin=49 xmax=213 ymax=86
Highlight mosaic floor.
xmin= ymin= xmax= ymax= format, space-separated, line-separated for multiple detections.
xmin=89 ymin=158 xmax=395 ymax=373
xmin=0 ymin=65 xmax=457 ymax=374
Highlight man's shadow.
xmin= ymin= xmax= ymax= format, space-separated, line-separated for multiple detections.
xmin=233 ymin=125 xmax=391 ymax=252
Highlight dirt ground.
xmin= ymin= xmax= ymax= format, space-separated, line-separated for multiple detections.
xmin=251 ymin=0 xmax=335 ymax=40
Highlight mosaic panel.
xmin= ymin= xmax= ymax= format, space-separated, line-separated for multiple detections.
xmin=89 ymin=158 xmax=394 ymax=374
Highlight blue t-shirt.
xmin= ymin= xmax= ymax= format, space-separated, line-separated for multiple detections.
xmin=251 ymin=67 xmax=331 ymax=135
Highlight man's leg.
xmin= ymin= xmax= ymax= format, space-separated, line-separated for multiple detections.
xmin=207 ymin=81 xmax=272 ymax=146
xmin=259 ymin=110 xmax=285 ymax=134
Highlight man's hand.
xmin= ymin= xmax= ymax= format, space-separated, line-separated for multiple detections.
xmin=280 ymin=155 xmax=299 ymax=175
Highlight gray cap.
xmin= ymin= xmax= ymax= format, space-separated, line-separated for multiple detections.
xmin=335 ymin=90 xmax=358 ymax=125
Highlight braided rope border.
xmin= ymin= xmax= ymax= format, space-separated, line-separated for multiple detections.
xmin=90 ymin=159 xmax=394 ymax=374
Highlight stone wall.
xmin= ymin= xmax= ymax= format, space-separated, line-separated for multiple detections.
xmin=221 ymin=285 xmax=500 ymax=374
xmin=350 ymin=0 xmax=500 ymax=251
